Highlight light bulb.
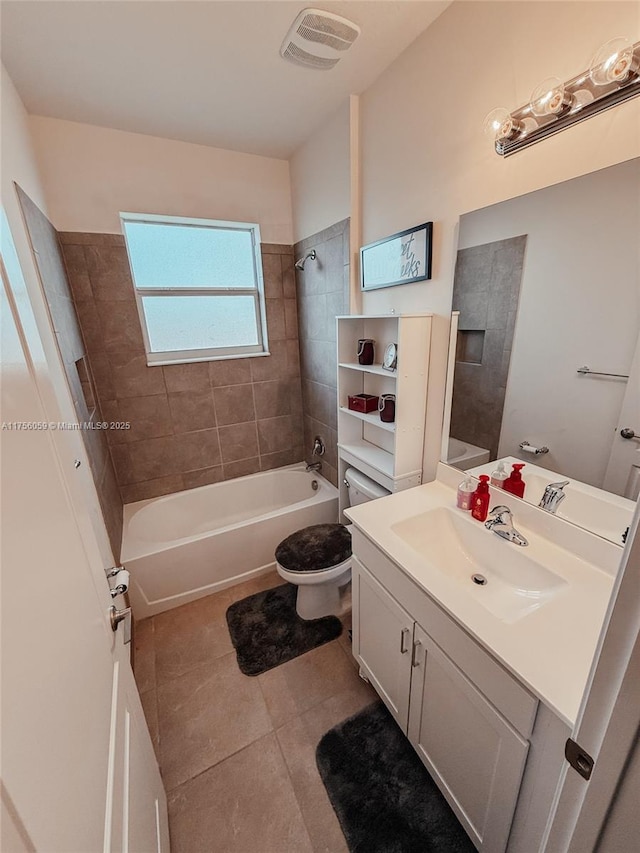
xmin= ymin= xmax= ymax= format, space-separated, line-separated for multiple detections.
xmin=483 ymin=108 xmax=522 ymax=142
xmin=530 ymin=77 xmax=572 ymax=117
xmin=590 ymin=37 xmax=639 ymax=86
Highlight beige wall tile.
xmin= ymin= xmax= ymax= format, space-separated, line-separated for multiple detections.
xmin=257 ymin=414 xmax=300 ymax=455
xmin=214 ymin=384 xmax=255 ymax=426
xmin=208 ymin=358 xmax=251 ymax=387
xmin=222 ymin=457 xmax=261 ymax=480
xmin=265 ymin=298 xmax=286 ymax=341
xmin=129 ymin=435 xmax=180 ymax=481
xmin=218 ymin=422 xmax=259 ymax=463
xmin=182 ymin=466 xmax=224 ymax=489
xmin=284 ymin=298 xmax=298 ymax=339
xmin=163 ymin=361 xmax=210 ymax=394
xmin=168 ymin=389 xmax=216 ymax=434
xmin=116 ymin=394 xmax=173 ymax=443
xmin=132 ymin=617 xmax=156 ymax=694
xmin=121 ymin=474 xmax=184 ymax=503
xmin=109 ymin=353 xmax=166 ymax=398
xmin=173 ymin=428 xmax=222 ymax=472
xmin=282 ymin=258 xmax=296 ymax=299
xmin=261 ymin=252 xmax=283 ymax=299
xmin=260 ymin=447 xmax=304 ymax=471
xmin=85 ymin=245 xmax=135 ymax=301
xmin=98 ymin=299 xmax=145 ymax=355
xmin=253 ymin=379 xmax=294 ymax=419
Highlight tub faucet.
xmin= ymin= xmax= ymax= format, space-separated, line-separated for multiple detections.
xmin=538 ymin=480 xmax=569 ymax=514
xmin=306 ymin=461 xmax=322 ymax=473
xmin=485 ymin=506 xmax=528 ymax=546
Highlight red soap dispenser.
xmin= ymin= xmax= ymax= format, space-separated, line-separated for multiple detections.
xmin=471 ymin=475 xmax=491 ymax=522
xmin=503 ymin=463 xmax=526 ymax=498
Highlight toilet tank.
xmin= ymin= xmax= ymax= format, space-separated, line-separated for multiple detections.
xmin=345 ymin=468 xmax=390 ymax=506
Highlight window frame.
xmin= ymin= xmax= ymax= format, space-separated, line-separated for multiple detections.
xmin=120 ymin=212 xmax=269 ymax=366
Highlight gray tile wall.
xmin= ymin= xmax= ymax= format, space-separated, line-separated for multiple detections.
xmin=450 ymin=236 xmax=527 ymax=460
xmin=59 ymin=234 xmax=304 ymax=504
xmin=294 ymin=218 xmax=350 ymax=487
xmin=16 ymin=188 xmax=123 ymax=558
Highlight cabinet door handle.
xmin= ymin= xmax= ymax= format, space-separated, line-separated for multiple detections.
xmin=411 ymin=639 xmax=422 ymax=668
xmin=400 ymin=627 xmax=410 ymax=654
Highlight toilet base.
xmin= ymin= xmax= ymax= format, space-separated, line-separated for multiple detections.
xmin=296 ymin=583 xmax=342 ymax=620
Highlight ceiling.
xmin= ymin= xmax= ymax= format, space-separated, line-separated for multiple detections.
xmin=1 ymin=0 xmax=451 ymax=159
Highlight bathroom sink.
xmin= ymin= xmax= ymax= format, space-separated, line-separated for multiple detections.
xmin=390 ymin=507 xmax=568 ymax=623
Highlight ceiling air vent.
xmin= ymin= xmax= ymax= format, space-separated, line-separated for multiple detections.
xmin=280 ymin=8 xmax=360 ymax=71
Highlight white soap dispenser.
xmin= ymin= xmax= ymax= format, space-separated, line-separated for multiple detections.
xmin=456 ymin=476 xmax=475 ymax=511
xmin=490 ymin=461 xmax=508 ymax=489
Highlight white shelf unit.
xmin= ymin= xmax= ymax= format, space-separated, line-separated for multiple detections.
xmin=337 ymin=314 xmax=432 ymax=504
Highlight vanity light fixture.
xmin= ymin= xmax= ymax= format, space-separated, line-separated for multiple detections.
xmin=486 ymin=37 xmax=640 ymax=156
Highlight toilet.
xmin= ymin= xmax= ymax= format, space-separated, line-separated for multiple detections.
xmin=275 ymin=467 xmax=390 ymax=620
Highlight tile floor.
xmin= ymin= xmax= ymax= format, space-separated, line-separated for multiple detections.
xmin=133 ymin=570 xmax=378 ymax=852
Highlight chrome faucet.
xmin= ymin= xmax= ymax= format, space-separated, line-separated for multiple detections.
xmin=485 ymin=506 xmax=529 ymax=546
xmin=538 ymin=480 xmax=569 ymax=514
xmin=305 ymin=461 xmax=322 ymax=473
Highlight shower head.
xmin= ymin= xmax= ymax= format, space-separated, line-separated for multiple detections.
xmin=294 ymin=249 xmax=317 ymax=271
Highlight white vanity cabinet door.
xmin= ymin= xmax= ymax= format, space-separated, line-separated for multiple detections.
xmin=352 ymin=558 xmax=414 ymax=732
xmin=408 ymin=625 xmax=529 ymax=852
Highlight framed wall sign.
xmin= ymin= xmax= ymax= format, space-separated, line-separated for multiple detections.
xmin=360 ymin=221 xmax=433 ymax=291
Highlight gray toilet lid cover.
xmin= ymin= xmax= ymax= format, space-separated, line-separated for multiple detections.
xmin=275 ymin=523 xmax=352 ymax=572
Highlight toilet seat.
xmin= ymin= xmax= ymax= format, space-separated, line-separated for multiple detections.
xmin=275 ymin=523 xmax=351 ymax=573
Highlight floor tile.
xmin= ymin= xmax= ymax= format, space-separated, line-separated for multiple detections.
xmin=276 ymin=682 xmax=377 ymax=853
xmin=258 ymin=640 xmax=362 ymax=729
xmin=226 ymin=568 xmax=285 ymax=603
xmin=168 ymin=733 xmax=313 ymax=853
xmin=139 ymin=688 xmax=160 ymax=763
xmin=153 ymin=588 xmax=234 ymax=683
xmin=158 ymin=653 xmax=273 ymax=791
xmin=132 ymin=616 xmax=155 ymax=694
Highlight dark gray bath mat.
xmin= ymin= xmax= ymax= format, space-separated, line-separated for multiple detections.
xmin=316 ymin=701 xmax=476 ymax=853
xmin=225 ymin=583 xmax=342 ymax=676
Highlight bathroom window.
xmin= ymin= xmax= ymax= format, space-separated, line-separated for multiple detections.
xmin=121 ymin=213 xmax=268 ymax=365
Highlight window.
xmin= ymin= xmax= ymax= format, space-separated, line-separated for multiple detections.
xmin=121 ymin=213 xmax=268 ymax=365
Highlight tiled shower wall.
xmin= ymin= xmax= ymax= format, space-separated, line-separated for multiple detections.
xmin=59 ymin=234 xmax=303 ymax=503
xmin=295 ymin=218 xmax=350 ymax=487
xmin=450 ymin=235 xmax=527 ymax=461
xmin=16 ymin=187 xmax=123 ymax=558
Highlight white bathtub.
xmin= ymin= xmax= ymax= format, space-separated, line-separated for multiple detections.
xmin=447 ymin=437 xmax=491 ymax=470
xmin=122 ymin=464 xmax=339 ymax=617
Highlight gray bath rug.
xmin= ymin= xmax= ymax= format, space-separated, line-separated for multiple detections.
xmin=316 ymin=701 xmax=476 ymax=853
xmin=225 ymin=583 xmax=342 ymax=676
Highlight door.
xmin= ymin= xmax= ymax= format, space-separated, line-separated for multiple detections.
xmin=352 ymin=558 xmax=414 ymax=731
xmin=407 ymin=626 xmax=529 ymax=852
xmin=1 ymin=246 xmax=168 ymax=851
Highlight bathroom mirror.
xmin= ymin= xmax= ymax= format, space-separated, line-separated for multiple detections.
xmin=443 ymin=158 xmax=640 ymax=544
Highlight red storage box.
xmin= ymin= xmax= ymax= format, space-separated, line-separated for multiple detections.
xmin=348 ymin=394 xmax=379 ymax=413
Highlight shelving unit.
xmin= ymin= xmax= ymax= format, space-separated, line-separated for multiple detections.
xmin=337 ymin=314 xmax=432 ymax=510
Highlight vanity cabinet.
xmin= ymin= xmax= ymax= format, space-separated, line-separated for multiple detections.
xmin=352 ymin=543 xmax=537 ymax=852
xmin=336 ymin=314 xmax=432 ymax=506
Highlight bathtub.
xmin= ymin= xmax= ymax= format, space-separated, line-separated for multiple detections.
xmin=122 ymin=464 xmax=339 ymax=617
xmin=447 ymin=437 xmax=491 ymax=470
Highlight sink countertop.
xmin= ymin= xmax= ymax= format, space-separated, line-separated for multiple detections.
xmin=345 ymin=469 xmax=619 ymax=727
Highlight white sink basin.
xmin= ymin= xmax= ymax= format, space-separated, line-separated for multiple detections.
xmin=390 ymin=507 xmax=568 ymax=623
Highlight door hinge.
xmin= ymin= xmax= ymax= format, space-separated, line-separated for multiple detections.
xmin=565 ymin=738 xmax=594 ymax=780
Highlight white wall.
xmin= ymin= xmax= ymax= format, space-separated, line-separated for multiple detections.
xmin=356 ymin=0 xmax=640 ymax=479
xmin=290 ymin=101 xmax=350 ymax=243
xmin=28 ymin=116 xmax=294 ymax=243
xmin=457 ymin=160 xmax=639 ymax=489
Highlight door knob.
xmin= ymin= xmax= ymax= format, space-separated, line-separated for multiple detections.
xmin=109 ymin=605 xmax=132 ymax=644
xmin=620 ymin=428 xmax=638 ymax=439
